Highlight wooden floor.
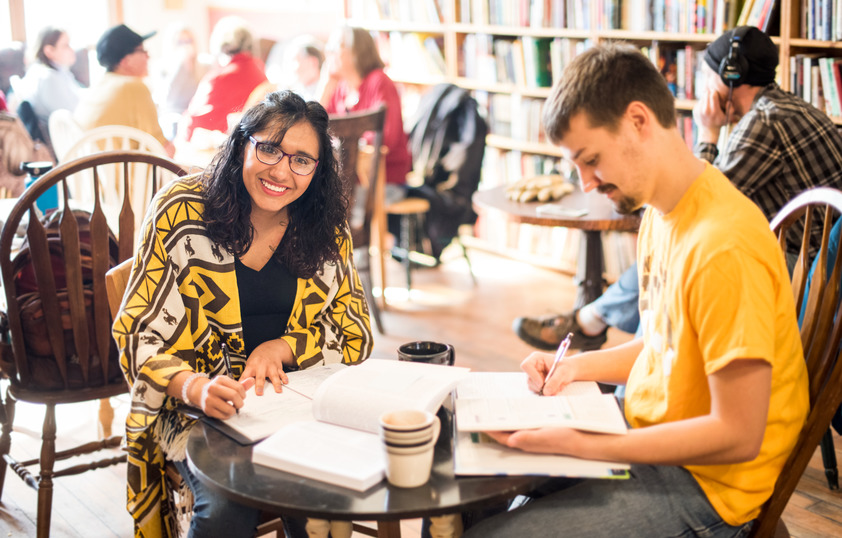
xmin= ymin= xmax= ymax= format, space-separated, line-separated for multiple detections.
xmin=1 ymin=245 xmax=841 ymax=537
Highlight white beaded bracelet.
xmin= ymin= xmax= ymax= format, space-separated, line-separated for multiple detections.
xmin=181 ymin=372 xmax=208 ymax=407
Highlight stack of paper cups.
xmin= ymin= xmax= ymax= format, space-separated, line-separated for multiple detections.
xmin=379 ymin=409 xmax=441 ymax=488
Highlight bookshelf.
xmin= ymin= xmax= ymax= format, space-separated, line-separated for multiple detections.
xmin=344 ymin=0 xmax=842 ymax=273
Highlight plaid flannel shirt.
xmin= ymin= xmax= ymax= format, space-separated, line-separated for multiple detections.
xmin=696 ymin=83 xmax=842 ymax=257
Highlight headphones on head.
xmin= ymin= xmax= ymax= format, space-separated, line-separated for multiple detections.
xmin=718 ymin=27 xmax=751 ymax=87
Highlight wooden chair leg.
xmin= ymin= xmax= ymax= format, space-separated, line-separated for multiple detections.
xmin=37 ymin=403 xmax=57 ymax=538
xmin=0 ymin=386 xmax=14 ymax=499
xmin=820 ymin=428 xmax=839 ymax=490
xmin=456 ymin=237 xmax=477 ymax=286
xmin=98 ymin=398 xmax=114 ymax=439
xmin=375 ymin=520 xmax=401 ymax=538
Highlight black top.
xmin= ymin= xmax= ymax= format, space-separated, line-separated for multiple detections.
xmin=235 ymin=255 xmax=297 ymax=357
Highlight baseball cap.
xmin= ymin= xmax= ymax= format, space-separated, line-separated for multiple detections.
xmin=703 ymin=26 xmax=779 ymax=87
xmin=96 ymin=24 xmax=156 ymax=71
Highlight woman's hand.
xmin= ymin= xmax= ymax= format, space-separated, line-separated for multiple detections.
xmin=241 ymin=339 xmax=293 ymax=396
xmin=189 ymin=376 xmax=246 ymax=419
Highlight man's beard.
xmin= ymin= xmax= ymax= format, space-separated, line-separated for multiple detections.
xmin=598 ymin=184 xmax=639 ymax=215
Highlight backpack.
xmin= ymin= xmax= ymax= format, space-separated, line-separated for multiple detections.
xmin=404 ymin=84 xmax=487 ymax=260
xmin=0 ymin=209 xmax=121 ymax=390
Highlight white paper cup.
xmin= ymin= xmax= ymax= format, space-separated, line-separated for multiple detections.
xmin=383 ymin=438 xmax=436 ymax=487
xmin=379 ymin=409 xmax=440 ymax=487
xmin=380 ymin=410 xmax=440 ymax=447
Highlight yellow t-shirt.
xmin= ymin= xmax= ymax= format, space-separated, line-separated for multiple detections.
xmin=626 ymin=162 xmax=808 ymax=526
xmin=74 ymin=72 xmax=168 ymax=146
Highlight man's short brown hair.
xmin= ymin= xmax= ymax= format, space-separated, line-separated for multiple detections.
xmin=542 ymin=43 xmax=677 ymax=143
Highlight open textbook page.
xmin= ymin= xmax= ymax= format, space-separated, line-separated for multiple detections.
xmin=209 ymin=363 xmax=347 ymax=444
xmin=454 ymin=372 xmax=628 ymax=434
xmin=312 ymin=359 xmax=470 ymax=433
xmin=252 ymin=359 xmax=469 ymax=491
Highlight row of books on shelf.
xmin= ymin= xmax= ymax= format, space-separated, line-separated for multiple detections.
xmin=377 ymin=32 xmax=446 ymax=79
xmin=487 ymin=94 xmax=547 ymax=142
xmin=643 ymin=43 xmax=707 ymax=100
xmin=457 ymin=0 xmax=742 ymax=33
xmin=799 ymin=0 xmax=842 ymax=40
xmin=348 ymin=0 xmax=443 ymax=23
xmin=463 ymin=35 xmax=588 ymax=88
xmin=790 ymin=54 xmax=842 ymax=118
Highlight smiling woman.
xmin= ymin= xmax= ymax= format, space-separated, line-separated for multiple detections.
xmin=112 ymin=89 xmax=373 ymax=538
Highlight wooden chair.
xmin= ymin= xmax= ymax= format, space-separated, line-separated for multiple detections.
xmin=0 ymin=150 xmax=188 ymax=538
xmin=329 ymin=105 xmax=387 ymax=334
xmin=749 ymin=187 xmax=842 ymax=537
xmin=47 ymin=109 xmax=83 ymax=162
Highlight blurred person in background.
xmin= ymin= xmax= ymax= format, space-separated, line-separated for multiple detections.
xmin=244 ymin=35 xmax=324 ymax=111
xmin=15 ymin=26 xmax=81 ymax=123
xmin=74 ymin=23 xmax=175 ymax=157
xmin=180 ymin=16 xmax=267 ymax=142
xmin=318 ymin=26 xmax=410 ymax=206
xmin=154 ymin=23 xmax=206 ymax=138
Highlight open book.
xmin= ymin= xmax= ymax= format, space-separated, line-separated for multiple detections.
xmin=454 ymin=372 xmax=628 ymax=434
xmin=203 ymin=362 xmax=347 ymax=444
xmin=251 ymin=359 xmax=470 ymax=491
xmin=453 ymin=372 xmax=630 ymax=479
xmin=454 ymin=430 xmax=630 ymax=479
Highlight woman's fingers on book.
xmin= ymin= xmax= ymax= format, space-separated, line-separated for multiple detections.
xmin=240 ymin=376 xmax=256 ymax=392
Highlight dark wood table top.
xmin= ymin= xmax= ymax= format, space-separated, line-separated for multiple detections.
xmin=186 ymin=411 xmax=546 ymax=521
xmin=472 ymin=185 xmax=642 ymax=232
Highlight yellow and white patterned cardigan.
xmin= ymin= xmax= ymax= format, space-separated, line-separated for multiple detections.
xmin=113 ymin=176 xmax=373 ymax=538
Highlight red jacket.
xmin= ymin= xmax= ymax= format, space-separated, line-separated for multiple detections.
xmin=327 ymin=69 xmax=411 ymax=185
xmin=183 ymin=52 xmax=267 ymax=141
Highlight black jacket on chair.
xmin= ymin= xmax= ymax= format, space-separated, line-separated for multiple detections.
xmin=405 ymin=83 xmax=487 ymax=259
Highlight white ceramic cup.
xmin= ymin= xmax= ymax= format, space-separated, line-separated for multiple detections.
xmin=379 ymin=409 xmax=440 ymax=487
xmin=383 ymin=437 xmax=436 ymax=487
xmin=379 ymin=410 xmax=441 ymax=447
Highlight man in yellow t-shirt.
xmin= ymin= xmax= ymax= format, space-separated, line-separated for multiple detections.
xmin=74 ymin=24 xmax=175 ymax=158
xmin=463 ymin=44 xmax=808 ymax=538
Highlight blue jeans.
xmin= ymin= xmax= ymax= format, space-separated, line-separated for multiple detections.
xmin=462 ymin=465 xmax=752 ymax=538
xmin=173 ymin=459 xmax=261 ymax=538
xmin=172 ymin=460 xmax=311 ymax=538
xmin=592 ymin=265 xmax=641 ymax=335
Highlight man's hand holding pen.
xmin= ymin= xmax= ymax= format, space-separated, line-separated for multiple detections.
xmin=521 ymin=333 xmax=577 ymax=396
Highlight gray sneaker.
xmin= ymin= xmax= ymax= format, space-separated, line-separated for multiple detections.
xmin=512 ymin=311 xmax=607 ymax=351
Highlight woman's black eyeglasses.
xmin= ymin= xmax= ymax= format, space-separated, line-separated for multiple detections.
xmin=248 ymin=136 xmax=318 ymax=175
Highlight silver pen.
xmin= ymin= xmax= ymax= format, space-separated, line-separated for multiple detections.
xmin=539 ymin=332 xmax=573 ymax=396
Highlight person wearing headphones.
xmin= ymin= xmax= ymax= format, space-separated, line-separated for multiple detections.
xmin=513 ymin=26 xmax=842 ymax=353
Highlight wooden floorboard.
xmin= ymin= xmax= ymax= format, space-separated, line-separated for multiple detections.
xmin=1 ymin=245 xmax=841 ymax=537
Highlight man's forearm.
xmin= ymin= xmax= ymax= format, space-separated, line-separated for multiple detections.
xmin=567 ymin=337 xmax=643 ymax=385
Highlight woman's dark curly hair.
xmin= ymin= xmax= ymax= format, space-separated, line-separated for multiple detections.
xmin=202 ymin=90 xmax=349 ymax=279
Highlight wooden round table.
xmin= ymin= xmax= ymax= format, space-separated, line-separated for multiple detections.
xmin=472 ymin=185 xmax=641 ymax=307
